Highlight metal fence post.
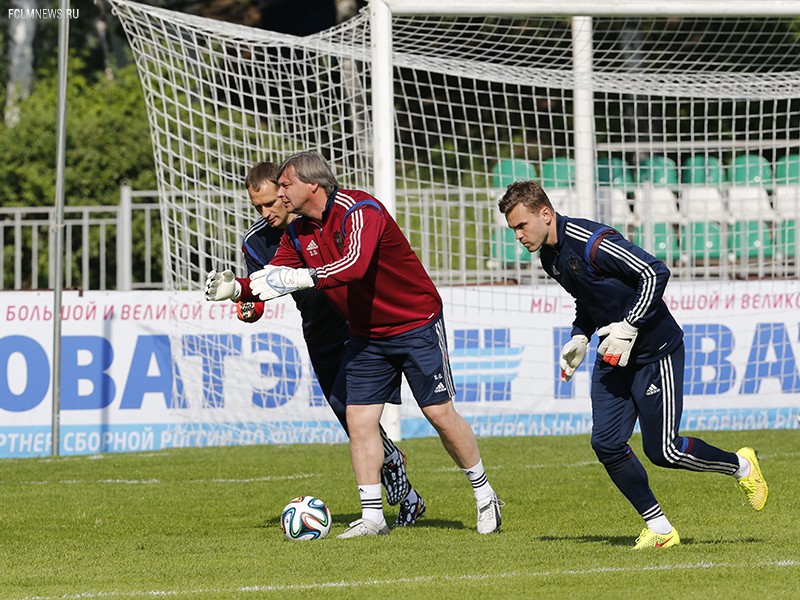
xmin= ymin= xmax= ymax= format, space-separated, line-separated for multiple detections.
xmin=117 ymin=183 xmax=133 ymax=291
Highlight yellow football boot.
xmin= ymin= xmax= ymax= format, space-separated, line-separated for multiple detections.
xmin=737 ymin=447 xmax=768 ymax=511
xmin=633 ymin=527 xmax=680 ymax=550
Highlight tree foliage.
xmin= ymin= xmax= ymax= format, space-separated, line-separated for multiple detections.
xmin=0 ymin=58 xmax=156 ymax=208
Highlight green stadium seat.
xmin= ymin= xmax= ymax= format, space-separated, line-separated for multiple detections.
xmin=774 ymin=154 xmax=800 ymax=185
xmin=596 ymin=156 xmax=634 ymax=188
xmin=638 ymin=156 xmax=679 ymax=190
xmin=681 ymin=155 xmax=725 ymax=186
xmin=777 ymin=219 xmax=796 ymax=259
xmin=728 ymin=154 xmax=773 ymax=190
xmin=632 ymin=222 xmax=680 ymax=261
xmin=492 ymin=159 xmax=538 ymax=189
xmin=491 ymin=227 xmax=531 ymax=266
xmin=682 ymin=222 xmax=722 ymax=261
xmin=540 ymin=156 xmax=575 ymax=189
xmin=728 ymin=220 xmax=774 ymax=259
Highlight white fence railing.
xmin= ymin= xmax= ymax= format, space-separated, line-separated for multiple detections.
xmin=2 ymin=184 xmax=797 ymax=292
xmin=0 ymin=185 xmax=164 ymax=291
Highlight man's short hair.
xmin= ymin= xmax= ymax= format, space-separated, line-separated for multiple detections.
xmin=245 ymin=162 xmax=280 ymax=192
xmin=278 ymin=151 xmax=339 ymax=196
xmin=498 ymin=180 xmax=554 ymax=216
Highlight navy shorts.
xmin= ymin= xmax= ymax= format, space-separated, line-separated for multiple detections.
xmin=343 ymin=312 xmax=456 ymax=407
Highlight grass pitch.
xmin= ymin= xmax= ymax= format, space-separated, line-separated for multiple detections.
xmin=0 ymin=430 xmax=798 ymax=599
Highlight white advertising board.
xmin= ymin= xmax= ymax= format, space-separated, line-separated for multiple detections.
xmin=1 ymin=281 xmax=798 ymax=458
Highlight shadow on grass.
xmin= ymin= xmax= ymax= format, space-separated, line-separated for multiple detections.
xmin=259 ymin=513 xmax=465 ymax=530
xmin=538 ymin=534 xmax=763 ymax=547
xmin=538 ymin=535 xmax=636 ymax=547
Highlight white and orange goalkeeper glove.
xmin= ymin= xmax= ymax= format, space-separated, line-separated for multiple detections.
xmin=204 ymin=269 xmax=241 ymax=302
xmin=597 ymin=319 xmax=638 ymax=367
xmin=250 ymin=265 xmax=316 ymax=301
xmin=559 ymin=334 xmax=589 ymax=382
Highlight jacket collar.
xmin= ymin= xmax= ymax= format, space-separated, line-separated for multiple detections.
xmin=552 ymin=213 xmax=567 ymax=251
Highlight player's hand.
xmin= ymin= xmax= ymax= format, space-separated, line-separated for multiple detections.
xmin=204 ymin=269 xmax=241 ymax=301
xmin=559 ymin=334 xmax=589 ymax=382
xmin=236 ymin=301 xmax=264 ymax=323
xmin=596 ymin=320 xmax=638 ymax=367
xmin=250 ymin=265 xmax=316 ymax=301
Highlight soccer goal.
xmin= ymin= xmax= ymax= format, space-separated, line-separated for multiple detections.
xmin=110 ymin=0 xmax=800 ymax=446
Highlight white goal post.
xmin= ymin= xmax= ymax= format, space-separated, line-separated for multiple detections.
xmin=110 ymin=0 xmax=800 ymax=448
xmin=372 ymin=0 xmax=800 ymax=223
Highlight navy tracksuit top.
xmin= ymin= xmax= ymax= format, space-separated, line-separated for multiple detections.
xmin=540 ymin=214 xmax=683 ymax=365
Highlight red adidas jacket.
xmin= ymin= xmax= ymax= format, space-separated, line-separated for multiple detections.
xmin=246 ymin=188 xmax=442 ymax=339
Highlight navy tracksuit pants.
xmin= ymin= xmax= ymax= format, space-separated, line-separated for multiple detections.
xmin=590 ymin=342 xmax=739 ymax=518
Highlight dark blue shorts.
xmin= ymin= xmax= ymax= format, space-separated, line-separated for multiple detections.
xmin=343 ymin=312 xmax=456 ymax=407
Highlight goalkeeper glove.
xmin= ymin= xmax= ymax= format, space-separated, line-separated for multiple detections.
xmin=596 ymin=319 xmax=639 ymax=367
xmin=236 ymin=301 xmax=264 ymax=323
xmin=250 ymin=265 xmax=316 ymax=301
xmin=204 ymin=269 xmax=241 ymax=302
xmin=559 ymin=334 xmax=589 ymax=382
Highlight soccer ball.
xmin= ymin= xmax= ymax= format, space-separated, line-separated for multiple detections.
xmin=280 ymin=496 xmax=332 ymax=541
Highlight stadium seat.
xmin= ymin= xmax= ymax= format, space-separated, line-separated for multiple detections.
xmin=728 ymin=220 xmax=774 ymax=260
xmin=679 ymin=185 xmax=729 ymax=265
xmin=727 ymin=153 xmax=773 ymax=191
xmin=769 ymin=179 xmax=799 ymax=266
xmin=774 ymin=153 xmax=800 ymax=185
xmin=597 ymin=157 xmax=636 ymax=233
xmin=635 ymin=186 xmax=681 ymax=222
xmin=491 ymin=227 xmax=531 ymax=266
xmin=598 ymin=187 xmax=637 ymax=234
xmin=632 ymin=222 xmax=680 ymax=261
xmin=596 ymin=156 xmax=634 ymax=188
xmin=680 ymin=186 xmax=730 ymax=222
xmin=772 ymin=185 xmax=800 ymax=220
xmin=490 ymin=160 xmax=536 ymax=267
xmin=777 ymin=220 xmax=796 ymax=259
xmin=545 ymin=187 xmax=576 ymax=215
xmin=540 ymin=156 xmax=575 ymax=189
xmin=638 ymin=156 xmax=679 ymax=190
xmin=492 ymin=158 xmax=538 ymax=189
xmin=634 ymin=186 xmax=681 ymax=258
xmin=726 ymin=186 xmax=777 ymax=222
xmin=681 ymin=155 xmax=725 ymax=186
xmin=725 ymin=185 xmax=776 ymax=263
xmin=681 ymin=221 xmax=723 ymax=261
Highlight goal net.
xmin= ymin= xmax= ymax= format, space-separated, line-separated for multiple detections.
xmin=110 ymin=0 xmax=800 ymax=446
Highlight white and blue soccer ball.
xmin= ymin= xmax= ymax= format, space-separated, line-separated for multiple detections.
xmin=280 ymin=496 xmax=332 ymax=541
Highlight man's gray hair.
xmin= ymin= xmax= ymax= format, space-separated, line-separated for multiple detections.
xmin=278 ymin=151 xmax=339 ymax=195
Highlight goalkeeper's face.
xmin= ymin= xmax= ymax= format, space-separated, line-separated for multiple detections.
xmin=248 ymin=182 xmax=290 ymax=229
xmin=505 ymin=203 xmax=554 ymax=253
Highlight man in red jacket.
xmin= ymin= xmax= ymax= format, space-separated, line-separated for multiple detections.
xmin=206 ymin=151 xmax=501 ymax=538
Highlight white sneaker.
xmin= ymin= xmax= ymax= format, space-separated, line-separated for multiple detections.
xmin=476 ymin=494 xmax=503 ymax=534
xmin=336 ymin=518 xmax=390 ymax=539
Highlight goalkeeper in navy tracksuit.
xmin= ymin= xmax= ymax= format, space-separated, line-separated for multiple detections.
xmin=230 ymin=162 xmax=425 ymax=525
xmin=498 ymin=180 xmax=768 ymax=549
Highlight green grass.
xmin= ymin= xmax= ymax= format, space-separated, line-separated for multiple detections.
xmin=0 ymin=430 xmax=798 ymax=599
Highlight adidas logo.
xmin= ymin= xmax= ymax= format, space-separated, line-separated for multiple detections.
xmin=306 ymin=240 xmax=319 ymax=255
xmin=434 ymin=382 xmax=447 ymax=393
xmin=646 ymin=383 xmax=660 ymax=396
